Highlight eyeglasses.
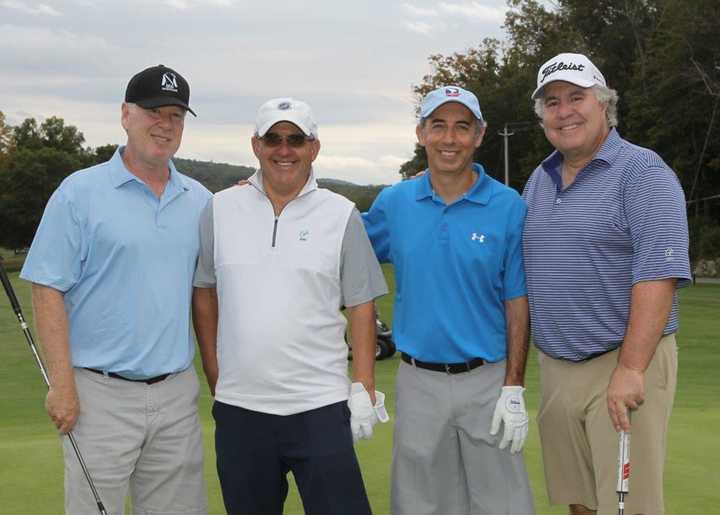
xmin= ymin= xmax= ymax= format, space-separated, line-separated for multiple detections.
xmin=261 ymin=132 xmax=313 ymax=148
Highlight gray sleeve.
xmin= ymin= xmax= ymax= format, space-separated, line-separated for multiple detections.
xmin=340 ymin=208 xmax=389 ymax=307
xmin=193 ymin=199 xmax=216 ymax=287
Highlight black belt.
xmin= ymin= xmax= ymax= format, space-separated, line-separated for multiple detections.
xmin=401 ymin=352 xmax=485 ymax=374
xmin=84 ymin=368 xmax=170 ymax=385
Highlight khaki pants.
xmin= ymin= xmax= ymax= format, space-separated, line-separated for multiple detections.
xmin=65 ymin=367 xmax=207 ymax=515
xmin=537 ymin=334 xmax=677 ymax=515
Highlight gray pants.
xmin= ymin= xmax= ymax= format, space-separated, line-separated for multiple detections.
xmin=65 ymin=367 xmax=207 ymax=515
xmin=391 ymin=360 xmax=534 ymax=515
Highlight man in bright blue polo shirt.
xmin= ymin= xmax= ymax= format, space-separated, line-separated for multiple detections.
xmin=523 ymin=53 xmax=691 ymax=515
xmin=363 ymin=86 xmax=534 ymax=515
xmin=20 ymin=64 xmax=210 ymax=515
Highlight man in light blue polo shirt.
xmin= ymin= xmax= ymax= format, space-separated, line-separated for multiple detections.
xmin=363 ymin=86 xmax=534 ymax=515
xmin=523 ymin=53 xmax=691 ymax=515
xmin=20 ymin=64 xmax=210 ymax=515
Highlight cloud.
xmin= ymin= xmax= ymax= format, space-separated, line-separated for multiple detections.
xmin=1 ymin=1 xmax=61 ymax=16
xmin=163 ymin=0 xmax=234 ymax=9
xmin=439 ymin=1 xmax=505 ymax=22
xmin=0 ymin=25 xmax=113 ymax=78
xmin=403 ymin=21 xmax=434 ymax=35
xmin=402 ymin=3 xmax=438 ymax=17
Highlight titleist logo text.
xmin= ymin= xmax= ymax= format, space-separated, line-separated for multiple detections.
xmin=540 ymin=61 xmax=585 ymax=83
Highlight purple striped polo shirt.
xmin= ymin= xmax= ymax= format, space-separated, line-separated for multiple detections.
xmin=522 ymin=129 xmax=691 ymax=361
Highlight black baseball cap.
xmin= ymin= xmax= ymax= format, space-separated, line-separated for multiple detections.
xmin=125 ymin=64 xmax=196 ymax=116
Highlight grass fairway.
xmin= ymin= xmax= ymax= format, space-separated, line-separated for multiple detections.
xmin=1 ymin=266 xmax=718 ymax=514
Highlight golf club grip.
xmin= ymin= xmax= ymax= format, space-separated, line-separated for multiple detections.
xmin=616 ymin=430 xmax=631 ymax=493
xmin=0 ymin=258 xmax=23 ymax=316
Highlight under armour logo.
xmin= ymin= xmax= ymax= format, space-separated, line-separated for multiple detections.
xmin=299 ymin=230 xmax=309 ymax=241
xmin=471 ymin=233 xmax=485 ymax=243
xmin=161 ymin=73 xmax=178 ymax=92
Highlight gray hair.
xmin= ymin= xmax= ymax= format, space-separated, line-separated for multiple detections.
xmin=533 ymin=85 xmax=619 ymax=127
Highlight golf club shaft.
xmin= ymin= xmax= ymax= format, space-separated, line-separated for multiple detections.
xmin=0 ymin=259 xmax=108 ymax=515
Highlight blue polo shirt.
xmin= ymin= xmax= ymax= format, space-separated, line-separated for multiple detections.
xmin=522 ymin=129 xmax=691 ymax=361
xmin=363 ymin=164 xmax=527 ymax=363
xmin=21 ymin=147 xmax=211 ymax=379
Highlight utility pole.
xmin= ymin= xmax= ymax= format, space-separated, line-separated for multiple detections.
xmin=498 ymin=124 xmax=514 ymax=186
xmin=497 ymin=121 xmax=536 ymax=187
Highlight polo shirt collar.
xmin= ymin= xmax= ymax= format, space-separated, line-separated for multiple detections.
xmin=109 ymin=146 xmax=189 ymax=193
xmin=415 ymin=163 xmax=491 ymax=205
xmin=540 ymin=127 xmax=622 ymax=186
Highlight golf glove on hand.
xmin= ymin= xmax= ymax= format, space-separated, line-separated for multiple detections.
xmin=348 ymin=382 xmax=390 ymax=443
xmin=490 ymin=386 xmax=529 ymax=454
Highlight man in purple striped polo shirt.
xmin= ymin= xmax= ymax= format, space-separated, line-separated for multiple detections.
xmin=522 ymin=53 xmax=691 ymax=515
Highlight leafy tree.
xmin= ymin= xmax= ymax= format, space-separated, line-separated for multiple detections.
xmin=93 ymin=144 xmax=119 ymax=163
xmin=0 ymin=111 xmax=13 ymax=160
xmin=0 ymin=115 xmax=99 ymax=248
xmin=0 ymin=147 xmax=86 ymax=249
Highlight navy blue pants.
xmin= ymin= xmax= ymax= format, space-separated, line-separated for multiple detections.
xmin=213 ymin=400 xmax=373 ymax=515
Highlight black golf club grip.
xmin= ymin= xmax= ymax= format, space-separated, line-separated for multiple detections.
xmin=0 ymin=257 xmax=23 ymax=316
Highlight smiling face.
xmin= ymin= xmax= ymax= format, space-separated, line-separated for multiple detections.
xmin=416 ymin=102 xmax=484 ymax=178
xmin=121 ymin=103 xmax=185 ymax=171
xmin=541 ymin=81 xmax=609 ymax=163
xmin=251 ymin=121 xmax=320 ymax=199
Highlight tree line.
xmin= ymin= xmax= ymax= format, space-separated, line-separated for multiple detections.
xmin=0 ymin=112 xmax=383 ymax=250
xmin=400 ymin=0 xmax=719 ymax=258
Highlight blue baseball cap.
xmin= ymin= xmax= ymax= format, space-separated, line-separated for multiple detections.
xmin=419 ymin=86 xmax=483 ymax=122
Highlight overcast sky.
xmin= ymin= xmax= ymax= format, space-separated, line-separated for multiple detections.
xmin=1 ymin=0 xmax=527 ymax=185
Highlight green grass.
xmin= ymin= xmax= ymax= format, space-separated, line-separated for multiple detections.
xmin=1 ymin=267 xmax=718 ymax=514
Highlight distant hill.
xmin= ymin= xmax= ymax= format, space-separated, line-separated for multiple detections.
xmin=174 ymin=157 xmax=387 ymax=212
xmin=173 ymin=157 xmax=255 ymax=193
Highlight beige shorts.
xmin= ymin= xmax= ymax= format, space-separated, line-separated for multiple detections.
xmin=537 ymin=334 xmax=677 ymax=515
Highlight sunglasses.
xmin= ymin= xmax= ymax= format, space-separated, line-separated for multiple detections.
xmin=261 ymin=132 xmax=314 ymax=148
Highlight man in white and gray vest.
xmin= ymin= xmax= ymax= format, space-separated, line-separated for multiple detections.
xmin=192 ymin=98 xmax=388 ymax=515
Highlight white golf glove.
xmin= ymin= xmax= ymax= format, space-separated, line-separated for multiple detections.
xmin=347 ymin=382 xmax=390 ymax=443
xmin=490 ymin=386 xmax=529 ymax=454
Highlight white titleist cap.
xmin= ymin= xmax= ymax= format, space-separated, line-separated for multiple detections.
xmin=255 ymin=97 xmax=318 ymax=137
xmin=532 ymin=53 xmax=606 ymax=99
xmin=420 ymin=85 xmax=484 ymax=122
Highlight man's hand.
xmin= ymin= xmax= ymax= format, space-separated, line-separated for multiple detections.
xmin=607 ymin=363 xmax=645 ymax=432
xmin=46 ymin=385 xmax=80 ymax=434
xmin=490 ymin=386 xmax=529 ymax=454
xmin=347 ymin=382 xmax=389 ymax=442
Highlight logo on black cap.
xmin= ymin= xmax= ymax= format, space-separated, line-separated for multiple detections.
xmin=161 ymin=73 xmax=179 ymax=93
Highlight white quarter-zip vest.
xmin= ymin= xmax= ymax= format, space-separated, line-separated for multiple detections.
xmin=212 ymin=174 xmax=355 ymax=415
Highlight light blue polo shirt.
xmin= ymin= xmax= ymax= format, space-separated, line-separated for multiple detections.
xmin=21 ymin=147 xmax=211 ymax=379
xmin=522 ymin=129 xmax=691 ymax=361
xmin=363 ymin=164 xmax=527 ymax=363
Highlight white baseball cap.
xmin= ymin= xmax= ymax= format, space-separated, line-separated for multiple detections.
xmin=531 ymin=53 xmax=607 ymax=99
xmin=255 ymin=97 xmax=318 ymax=138
xmin=420 ymin=86 xmax=484 ymax=122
